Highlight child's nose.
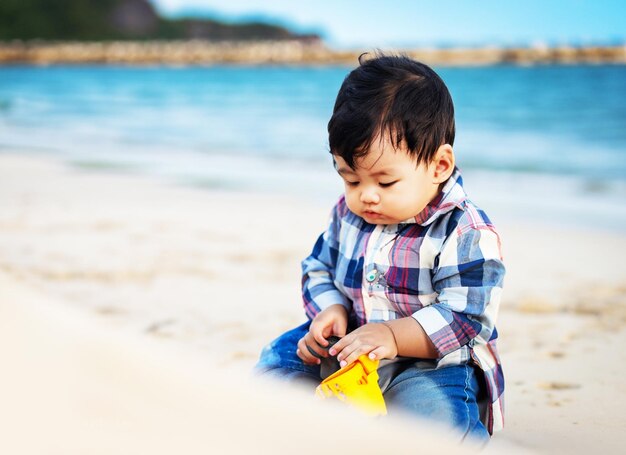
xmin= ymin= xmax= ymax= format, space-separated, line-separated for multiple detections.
xmin=360 ymin=187 xmax=380 ymax=204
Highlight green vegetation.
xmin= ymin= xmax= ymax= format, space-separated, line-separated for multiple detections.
xmin=1 ymin=0 xmax=123 ymax=40
xmin=0 ymin=0 xmax=316 ymax=41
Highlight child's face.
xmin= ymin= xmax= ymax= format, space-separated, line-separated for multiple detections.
xmin=334 ymin=136 xmax=445 ymax=225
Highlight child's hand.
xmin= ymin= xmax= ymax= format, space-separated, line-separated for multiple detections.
xmin=297 ymin=304 xmax=348 ymax=365
xmin=329 ymin=323 xmax=398 ymax=368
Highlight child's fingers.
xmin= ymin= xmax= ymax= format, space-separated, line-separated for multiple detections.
xmin=296 ymin=337 xmax=321 ymax=365
xmin=301 ymin=332 xmax=331 ymax=360
xmin=310 ymin=325 xmax=329 ymax=347
xmin=328 ymin=334 xmax=350 ymax=357
xmin=328 ymin=330 xmax=357 ymax=357
xmin=296 ymin=349 xmax=319 ymax=365
xmin=332 ymin=321 xmax=347 ymax=338
xmin=306 ymin=341 xmax=328 ymax=359
xmin=296 ymin=338 xmax=319 ymax=364
xmin=307 ymin=330 xmax=331 ymax=358
xmin=336 ymin=341 xmax=372 ymax=368
xmin=368 ymin=346 xmax=388 ymax=360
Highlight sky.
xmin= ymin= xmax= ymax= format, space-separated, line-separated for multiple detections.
xmin=151 ymin=0 xmax=626 ymax=49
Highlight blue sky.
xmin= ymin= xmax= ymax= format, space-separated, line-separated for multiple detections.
xmin=152 ymin=0 xmax=626 ymax=48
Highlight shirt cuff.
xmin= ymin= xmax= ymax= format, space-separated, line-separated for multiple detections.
xmin=312 ymin=289 xmax=351 ymax=313
xmin=411 ymin=305 xmax=461 ymax=358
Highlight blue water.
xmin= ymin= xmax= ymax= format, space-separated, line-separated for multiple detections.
xmin=1 ymin=64 xmax=626 ymax=231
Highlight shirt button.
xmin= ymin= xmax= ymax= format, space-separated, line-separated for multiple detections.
xmin=366 ymin=270 xmax=378 ymax=282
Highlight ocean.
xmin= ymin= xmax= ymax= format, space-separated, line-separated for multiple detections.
xmin=1 ymin=64 xmax=625 ymax=229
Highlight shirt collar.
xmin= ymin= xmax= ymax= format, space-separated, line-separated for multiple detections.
xmin=401 ymin=167 xmax=467 ymax=226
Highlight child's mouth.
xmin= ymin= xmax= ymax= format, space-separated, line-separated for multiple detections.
xmin=363 ymin=210 xmax=383 ymax=219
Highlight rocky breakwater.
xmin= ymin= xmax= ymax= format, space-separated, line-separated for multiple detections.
xmin=404 ymin=45 xmax=626 ymax=66
xmin=0 ymin=40 xmax=334 ymax=65
xmin=0 ymin=40 xmax=625 ymax=66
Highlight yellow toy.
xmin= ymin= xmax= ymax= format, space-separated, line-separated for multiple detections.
xmin=315 ymin=354 xmax=387 ymax=416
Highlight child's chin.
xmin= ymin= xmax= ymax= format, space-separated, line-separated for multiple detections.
xmin=362 ymin=214 xmax=392 ymax=224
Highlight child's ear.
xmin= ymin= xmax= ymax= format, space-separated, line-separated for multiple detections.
xmin=432 ymin=144 xmax=455 ymax=183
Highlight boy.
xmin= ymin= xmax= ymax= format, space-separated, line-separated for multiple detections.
xmin=256 ymin=54 xmax=505 ymax=443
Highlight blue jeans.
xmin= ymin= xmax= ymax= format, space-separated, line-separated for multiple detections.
xmin=255 ymin=322 xmax=490 ymax=444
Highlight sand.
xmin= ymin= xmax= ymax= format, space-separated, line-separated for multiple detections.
xmin=1 ymin=152 xmax=624 ymax=453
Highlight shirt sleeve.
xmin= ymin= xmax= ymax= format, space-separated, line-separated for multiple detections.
xmin=301 ymin=199 xmax=351 ymax=320
xmin=412 ymin=224 xmax=505 ymax=358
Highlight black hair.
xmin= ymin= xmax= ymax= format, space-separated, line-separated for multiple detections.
xmin=328 ymin=53 xmax=455 ymax=169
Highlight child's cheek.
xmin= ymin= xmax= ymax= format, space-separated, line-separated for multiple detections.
xmin=344 ymin=193 xmax=359 ymax=214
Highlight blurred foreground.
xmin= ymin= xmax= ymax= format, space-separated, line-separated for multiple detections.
xmin=0 ymin=153 xmax=625 ymax=453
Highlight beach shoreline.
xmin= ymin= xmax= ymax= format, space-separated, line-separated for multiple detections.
xmin=1 ymin=151 xmax=625 ymax=453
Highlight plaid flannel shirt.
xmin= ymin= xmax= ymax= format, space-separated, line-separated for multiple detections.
xmin=302 ymin=168 xmax=505 ymax=433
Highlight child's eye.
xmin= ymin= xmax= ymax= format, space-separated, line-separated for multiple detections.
xmin=379 ymin=181 xmax=398 ymax=188
xmin=345 ymin=181 xmax=359 ymax=187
